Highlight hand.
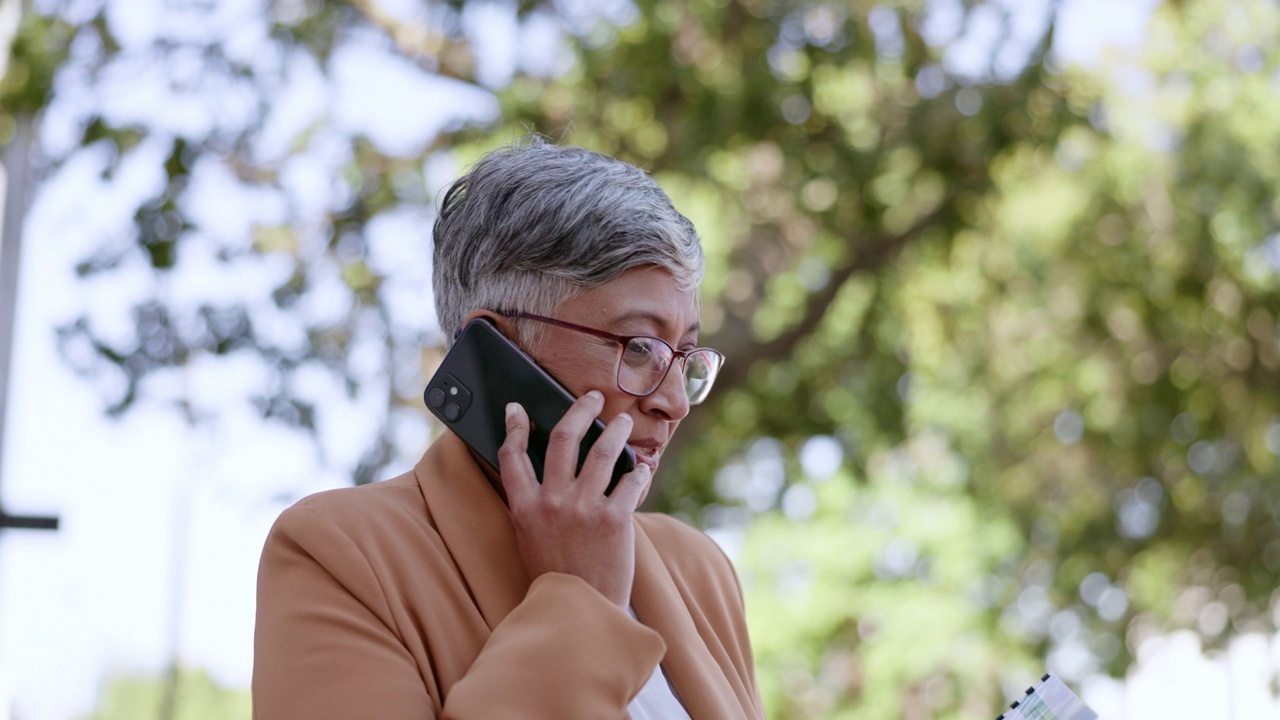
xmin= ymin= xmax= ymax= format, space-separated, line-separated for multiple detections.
xmin=497 ymin=391 xmax=653 ymax=608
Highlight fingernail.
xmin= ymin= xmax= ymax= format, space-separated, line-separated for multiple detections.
xmin=586 ymin=390 xmax=603 ymax=402
xmin=506 ymin=403 xmax=519 ymax=422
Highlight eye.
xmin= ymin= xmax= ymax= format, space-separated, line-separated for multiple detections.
xmin=622 ymin=337 xmax=658 ymax=367
xmin=685 ymin=354 xmax=710 ymax=379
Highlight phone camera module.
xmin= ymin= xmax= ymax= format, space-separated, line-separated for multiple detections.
xmin=426 ymin=388 xmax=446 ymax=408
xmin=424 ymin=373 xmax=472 ymax=423
xmin=444 ymin=402 xmax=461 ymax=421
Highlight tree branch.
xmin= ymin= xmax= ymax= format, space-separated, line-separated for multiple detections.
xmin=652 ymin=197 xmax=959 ymax=508
xmin=708 ymin=196 xmax=958 ymax=394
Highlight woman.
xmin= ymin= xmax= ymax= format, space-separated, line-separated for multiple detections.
xmin=252 ymin=138 xmax=764 ymax=719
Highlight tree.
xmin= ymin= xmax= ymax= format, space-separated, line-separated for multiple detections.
xmin=5 ymin=0 xmax=1280 ymax=717
xmin=475 ymin=0 xmax=1280 ymax=715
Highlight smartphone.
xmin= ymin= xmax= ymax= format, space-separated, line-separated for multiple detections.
xmin=423 ymin=318 xmax=636 ymax=495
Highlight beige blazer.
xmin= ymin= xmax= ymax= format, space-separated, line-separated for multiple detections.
xmin=253 ymin=432 xmax=765 ymax=719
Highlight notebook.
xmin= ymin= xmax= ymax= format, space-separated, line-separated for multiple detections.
xmin=996 ymin=673 xmax=1098 ymax=720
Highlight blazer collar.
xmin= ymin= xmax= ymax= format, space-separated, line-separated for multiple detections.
xmin=415 ymin=432 xmax=531 ymax=628
xmin=632 ymin=520 xmax=746 ymax=719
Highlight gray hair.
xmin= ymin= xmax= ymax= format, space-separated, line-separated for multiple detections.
xmin=432 ymin=137 xmax=704 ymax=348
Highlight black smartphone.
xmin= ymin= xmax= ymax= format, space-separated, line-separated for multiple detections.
xmin=423 ymin=317 xmax=636 ymax=495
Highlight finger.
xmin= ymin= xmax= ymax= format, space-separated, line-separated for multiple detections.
xmin=542 ymin=390 xmax=606 ymax=489
xmin=577 ymin=412 xmax=634 ymax=497
xmin=607 ymin=462 xmax=652 ymax=511
xmin=497 ymin=402 xmax=538 ymax=502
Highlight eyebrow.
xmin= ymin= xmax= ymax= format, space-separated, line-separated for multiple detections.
xmin=610 ymin=309 xmax=701 ymax=338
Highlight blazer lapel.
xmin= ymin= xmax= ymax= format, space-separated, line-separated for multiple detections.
xmin=631 ymin=523 xmax=742 ymax=720
xmin=418 ymin=433 xmax=746 ymax=717
xmin=416 ymin=432 xmax=531 ymax=629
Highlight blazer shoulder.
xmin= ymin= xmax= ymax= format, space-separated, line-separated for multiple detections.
xmin=265 ymin=468 xmax=437 ymax=560
xmin=289 ymin=469 xmax=423 ymax=522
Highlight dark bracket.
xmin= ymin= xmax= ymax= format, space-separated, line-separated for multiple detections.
xmin=0 ymin=506 xmax=59 ymax=532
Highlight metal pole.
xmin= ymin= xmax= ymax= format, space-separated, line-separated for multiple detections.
xmin=0 ymin=111 xmax=58 ymax=530
xmin=0 ymin=113 xmax=31 ymax=504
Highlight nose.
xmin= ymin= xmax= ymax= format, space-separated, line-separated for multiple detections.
xmin=640 ymin=355 xmax=691 ymax=421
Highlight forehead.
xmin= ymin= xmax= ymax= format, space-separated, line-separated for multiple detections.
xmin=556 ymin=267 xmax=699 ymax=336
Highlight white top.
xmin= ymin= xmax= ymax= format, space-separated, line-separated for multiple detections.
xmin=629 ymin=663 xmax=693 ymax=719
xmin=626 ymin=607 xmax=692 ymax=719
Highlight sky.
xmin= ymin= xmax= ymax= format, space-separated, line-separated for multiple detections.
xmin=6 ymin=1 xmax=1273 ymax=719
xmin=0 ymin=1 xmax=495 ymax=715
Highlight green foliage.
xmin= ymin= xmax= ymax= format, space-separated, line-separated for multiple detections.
xmin=472 ymin=0 xmax=1280 ymax=713
xmin=0 ymin=11 xmax=71 ymax=120
xmin=83 ymin=667 xmax=249 ymax=720
xmin=741 ymin=434 xmax=1029 ymax=719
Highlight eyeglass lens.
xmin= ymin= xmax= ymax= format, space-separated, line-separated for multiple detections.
xmin=619 ymin=337 xmax=721 ymax=404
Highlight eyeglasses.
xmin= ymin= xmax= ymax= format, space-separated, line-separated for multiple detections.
xmin=495 ymin=310 xmax=725 ymax=405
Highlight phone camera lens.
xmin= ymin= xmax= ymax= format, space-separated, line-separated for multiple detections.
xmin=427 ymin=388 xmax=445 ymax=408
xmin=444 ymin=402 xmax=461 ymax=421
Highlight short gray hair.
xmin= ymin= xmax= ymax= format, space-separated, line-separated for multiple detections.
xmin=432 ymin=137 xmax=704 ymax=347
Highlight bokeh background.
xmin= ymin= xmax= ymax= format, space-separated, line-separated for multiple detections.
xmin=2 ymin=0 xmax=1280 ymax=717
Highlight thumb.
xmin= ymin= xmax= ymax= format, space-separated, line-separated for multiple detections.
xmin=610 ymin=463 xmax=652 ymax=511
xmin=497 ymin=402 xmax=536 ymax=499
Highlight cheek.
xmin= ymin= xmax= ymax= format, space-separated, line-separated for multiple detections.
xmin=548 ymin=351 xmax=640 ymax=422
xmin=600 ymin=393 xmax=641 ymax=425
xmin=543 ymin=347 xmax=617 ymax=399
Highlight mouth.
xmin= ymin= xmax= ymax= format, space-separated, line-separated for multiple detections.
xmin=628 ymin=443 xmax=663 ymax=472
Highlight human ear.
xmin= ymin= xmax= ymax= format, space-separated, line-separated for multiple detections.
xmin=460 ymin=309 xmax=519 ymax=343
